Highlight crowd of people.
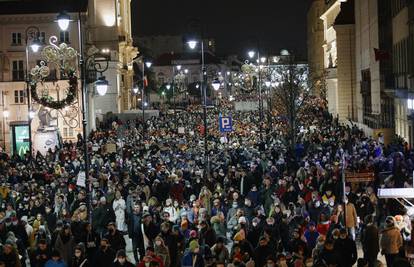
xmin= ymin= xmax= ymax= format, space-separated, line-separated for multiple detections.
xmin=0 ymin=98 xmax=413 ymax=267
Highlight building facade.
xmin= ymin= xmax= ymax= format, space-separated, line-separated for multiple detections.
xmin=307 ymin=0 xmax=326 ymax=96
xmin=0 ymin=0 xmax=138 ymax=154
xmin=392 ymin=0 xmax=414 ymax=144
xmin=320 ymin=0 xmax=357 ymax=121
xmin=309 ymin=0 xmax=396 ymax=143
xmin=0 ymin=8 xmax=85 ymax=154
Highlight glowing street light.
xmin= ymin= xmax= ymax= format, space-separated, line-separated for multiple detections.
xmin=95 ymin=76 xmax=109 ymax=96
xmin=212 ymin=79 xmax=221 ymax=91
xmin=187 ymin=40 xmax=198 ymax=49
xmin=248 ymin=50 xmax=256 ymax=59
xmin=56 ymin=11 xmax=71 ymax=31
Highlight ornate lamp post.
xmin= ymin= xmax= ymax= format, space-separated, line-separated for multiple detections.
xmin=25 ymin=26 xmax=42 ymax=157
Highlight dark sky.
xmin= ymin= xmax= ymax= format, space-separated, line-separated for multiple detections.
xmin=132 ymin=0 xmax=311 ymax=58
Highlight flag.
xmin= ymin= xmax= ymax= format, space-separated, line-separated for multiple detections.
xmin=144 ymin=76 xmax=148 ymax=87
xmin=374 ymin=48 xmax=390 ymax=61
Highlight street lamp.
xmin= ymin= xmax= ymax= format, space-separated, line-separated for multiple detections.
xmin=187 ymin=39 xmax=209 ymax=177
xmin=247 ymin=49 xmax=263 ymax=143
xmin=56 ymin=11 xmax=108 ymax=224
xmin=95 ymin=76 xmax=109 ymax=96
xmin=212 ymin=79 xmax=221 ymax=91
xmin=142 ymin=60 xmax=152 ymax=138
xmin=166 ymin=84 xmax=171 ymax=90
xmin=265 ymin=81 xmax=271 ymax=88
xmin=187 ymin=40 xmax=197 ymax=50
xmin=248 ymin=50 xmax=256 ymax=59
xmin=25 ymin=26 xmax=42 ymax=158
xmin=133 ymin=86 xmax=139 ymax=94
xmin=56 ymin=11 xmax=71 ymax=31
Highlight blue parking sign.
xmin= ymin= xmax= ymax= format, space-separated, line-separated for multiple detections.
xmin=219 ymin=116 xmax=233 ymax=132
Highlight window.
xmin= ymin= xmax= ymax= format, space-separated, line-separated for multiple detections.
xmin=69 ymin=128 xmax=74 ymax=137
xmin=63 ymin=128 xmax=68 ymax=137
xmin=12 ymin=60 xmax=24 ymax=81
xmin=14 ymin=90 xmax=25 ymax=104
xmin=59 ymin=31 xmax=69 ymax=43
xmin=11 ymin=32 xmax=22 ymax=46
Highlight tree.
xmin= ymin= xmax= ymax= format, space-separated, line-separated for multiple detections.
xmin=271 ymin=57 xmax=312 ymax=155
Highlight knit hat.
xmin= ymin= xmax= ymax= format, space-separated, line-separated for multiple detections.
xmin=189 ymin=240 xmax=199 ymax=252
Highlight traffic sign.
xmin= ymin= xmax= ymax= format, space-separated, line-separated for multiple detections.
xmin=219 ymin=116 xmax=233 ymax=133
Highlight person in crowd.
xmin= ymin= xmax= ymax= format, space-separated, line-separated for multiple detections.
xmin=344 ymin=197 xmax=358 ymax=241
xmin=380 ymin=216 xmax=403 ymax=267
xmin=45 ymin=250 xmax=67 ymax=267
xmin=154 ymin=236 xmax=170 ymax=267
xmin=112 ymin=249 xmax=134 ymax=267
xmin=54 ymin=224 xmax=75 ymax=266
xmin=182 ymin=240 xmax=204 ymax=267
xmin=93 ymin=238 xmax=115 ymax=267
xmin=334 ymin=228 xmax=357 ymax=267
xmin=137 ymin=247 xmax=164 ymax=267
xmin=30 ymin=239 xmax=51 ymax=267
xmin=105 ymin=222 xmax=126 ymax=253
xmin=361 ymin=215 xmax=379 ymax=267
xmin=71 ymin=244 xmax=88 ymax=267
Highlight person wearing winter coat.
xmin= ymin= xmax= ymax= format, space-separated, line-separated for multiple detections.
xmin=254 ymin=237 xmax=274 ymax=267
xmin=380 ymin=216 xmax=403 ymax=267
xmin=30 ymin=239 xmax=51 ymax=267
xmin=344 ymin=198 xmax=358 ymax=240
xmin=154 ymin=236 xmax=170 ymax=267
xmin=182 ymin=240 xmax=204 ymax=267
xmin=92 ymin=197 xmax=115 ymax=236
xmin=93 ymin=238 xmax=116 ymax=267
xmin=45 ymin=250 xmax=67 ymax=267
xmin=54 ymin=225 xmax=75 ymax=267
xmin=317 ymin=239 xmax=339 ymax=267
xmin=112 ymin=249 xmax=134 ymax=267
xmin=70 ymin=245 xmax=88 ymax=267
xmin=334 ymin=228 xmax=357 ymax=267
xmin=210 ymin=212 xmax=226 ymax=239
xmin=0 ymin=243 xmax=21 ymax=267
xmin=210 ymin=237 xmax=229 ymax=264
xmin=113 ymin=191 xmax=127 ymax=232
xmin=105 ymin=222 xmax=126 ymax=253
xmin=361 ymin=215 xmax=379 ymax=267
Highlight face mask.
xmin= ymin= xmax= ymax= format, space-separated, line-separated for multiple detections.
xmin=232 ymin=204 xmax=238 ymax=209
xmin=118 ymin=258 xmax=125 ymax=264
xmin=252 ymin=222 xmax=258 ymax=227
xmin=145 ymin=263 xmax=150 ymax=267
xmin=315 ymin=201 xmax=320 ymax=208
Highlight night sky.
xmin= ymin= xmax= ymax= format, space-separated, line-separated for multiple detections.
xmin=132 ymin=0 xmax=311 ymax=58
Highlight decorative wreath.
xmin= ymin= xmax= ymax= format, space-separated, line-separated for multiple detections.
xmin=30 ymin=36 xmax=79 ymax=110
